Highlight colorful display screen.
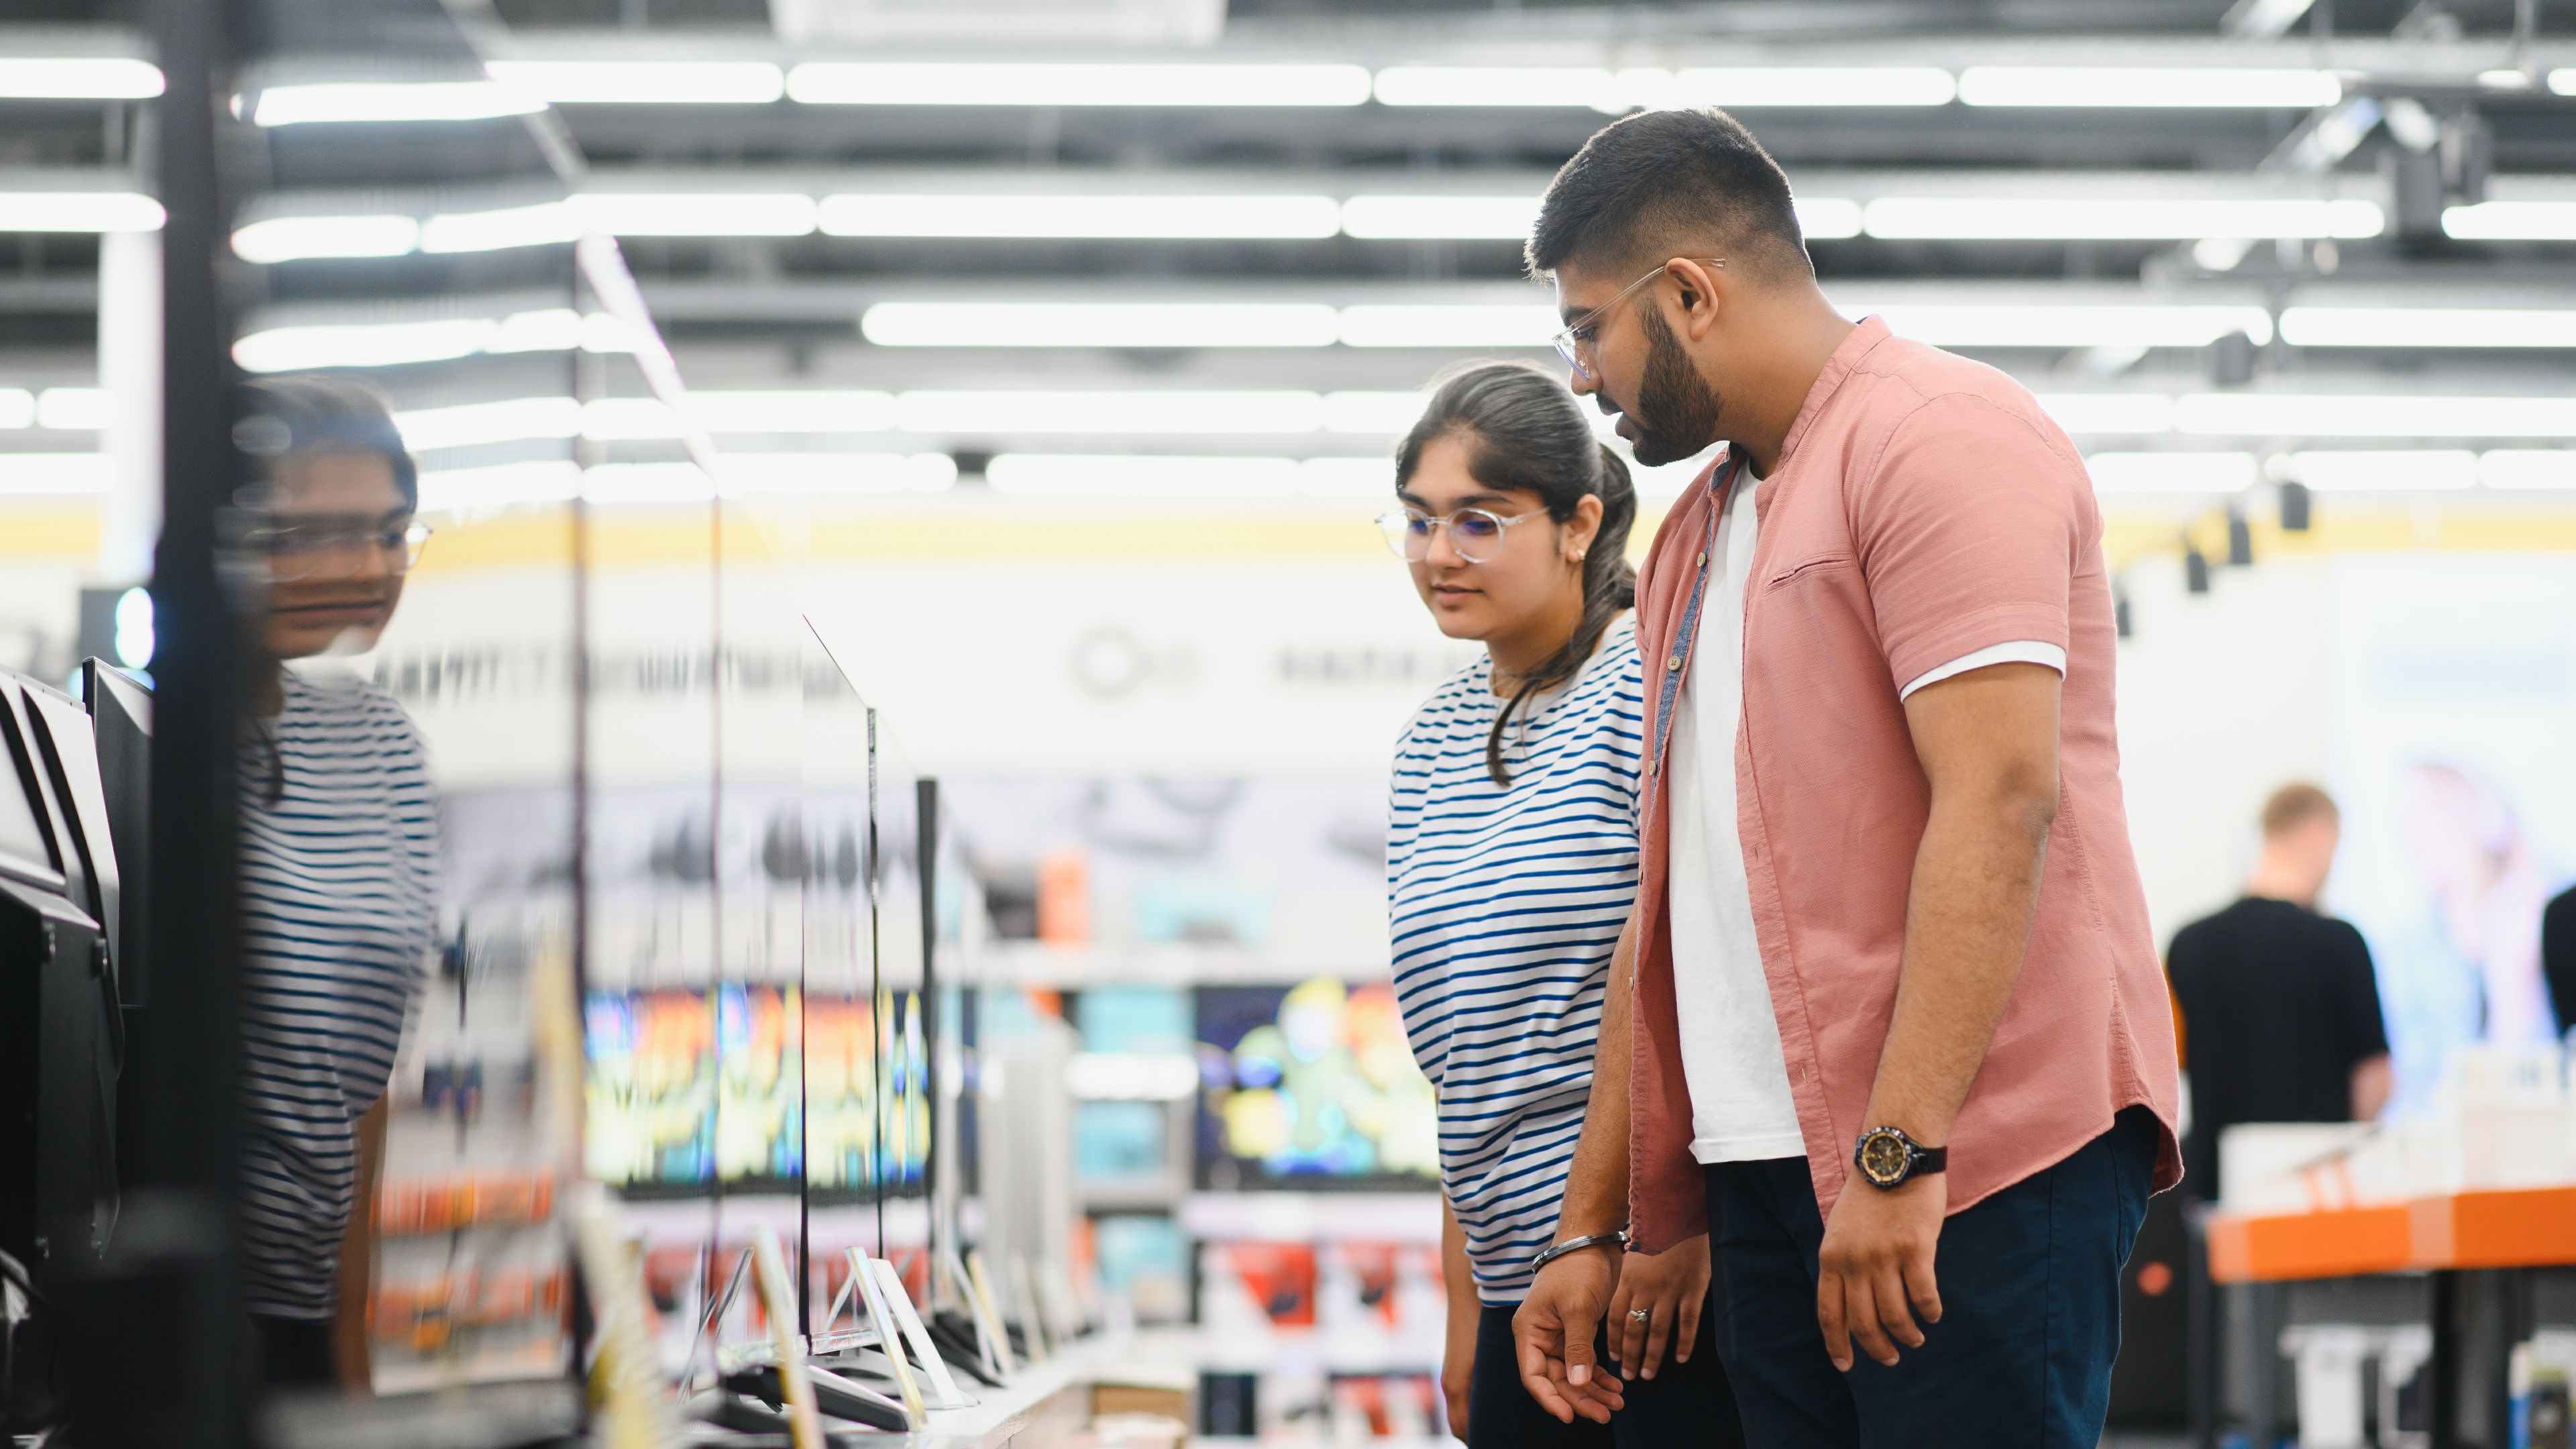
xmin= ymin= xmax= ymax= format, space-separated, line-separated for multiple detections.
xmin=585 ymin=989 xmax=716 ymax=1189
xmin=1195 ymin=979 xmax=1439 ymax=1189
xmin=584 ymin=985 xmax=928 ymax=1196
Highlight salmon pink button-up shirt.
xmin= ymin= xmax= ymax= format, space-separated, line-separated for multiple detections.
xmin=1625 ymin=317 xmax=2182 ymax=1253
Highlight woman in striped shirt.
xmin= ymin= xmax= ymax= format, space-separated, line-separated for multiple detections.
xmin=234 ymin=376 xmax=441 ymax=1392
xmin=1383 ymin=363 xmax=1740 ymax=1448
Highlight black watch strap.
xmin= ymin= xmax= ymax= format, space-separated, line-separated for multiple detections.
xmin=1854 ymin=1126 xmax=1947 ymax=1189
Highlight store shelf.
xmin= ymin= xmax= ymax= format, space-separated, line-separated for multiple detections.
xmin=967 ymin=943 xmax=1393 ymax=988
xmin=1178 ymin=1191 xmax=1441 ymax=1244
xmin=2206 ymin=1185 xmax=2576 ymax=1283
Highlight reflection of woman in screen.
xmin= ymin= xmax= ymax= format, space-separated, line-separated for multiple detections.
xmin=2400 ymin=761 xmax=2556 ymax=1049
xmin=1382 ymin=363 xmax=1737 ymax=1446
xmin=233 ymin=376 xmax=439 ymax=1393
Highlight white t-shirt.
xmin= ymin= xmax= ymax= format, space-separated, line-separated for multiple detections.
xmin=1666 ymin=470 xmax=2063 ymax=1165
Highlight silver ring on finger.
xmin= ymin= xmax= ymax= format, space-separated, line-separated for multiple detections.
xmin=1628 ymin=1308 xmax=1653 ymax=1324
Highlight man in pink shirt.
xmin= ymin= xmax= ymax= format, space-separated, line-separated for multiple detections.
xmin=1508 ymin=108 xmax=2181 ymax=1448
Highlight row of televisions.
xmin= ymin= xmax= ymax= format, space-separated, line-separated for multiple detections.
xmin=0 ymin=661 xmax=151 ymax=1275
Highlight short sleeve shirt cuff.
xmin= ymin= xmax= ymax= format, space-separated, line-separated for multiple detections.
xmin=1898 ymin=640 xmax=2065 ymax=700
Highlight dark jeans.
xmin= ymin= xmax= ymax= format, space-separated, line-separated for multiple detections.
xmin=1470 ymin=1296 xmax=1748 ymax=1449
xmin=1706 ymin=1107 xmax=2159 ymax=1449
xmin=248 ymin=1313 xmax=337 ymax=1389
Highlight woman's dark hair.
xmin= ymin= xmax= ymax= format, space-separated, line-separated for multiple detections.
xmin=1395 ymin=360 xmax=1638 ymax=786
xmin=237 ymin=373 xmax=418 ymax=509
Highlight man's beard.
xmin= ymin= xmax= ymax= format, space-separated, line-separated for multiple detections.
xmin=1618 ymin=307 xmax=1725 ymax=468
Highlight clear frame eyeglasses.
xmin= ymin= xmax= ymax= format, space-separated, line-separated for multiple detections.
xmin=1551 ymin=258 xmax=1726 ymax=382
xmin=1376 ymin=506 xmax=1544 ymax=564
xmin=252 ymin=519 xmax=435 ymax=583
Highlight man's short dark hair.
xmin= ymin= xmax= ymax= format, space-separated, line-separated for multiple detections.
xmin=1526 ymin=107 xmax=1810 ymax=282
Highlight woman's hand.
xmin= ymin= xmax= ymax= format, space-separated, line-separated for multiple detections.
xmin=1442 ymin=1295 xmax=1477 ymax=1441
xmin=1604 ymin=1234 xmax=1710 ymax=1382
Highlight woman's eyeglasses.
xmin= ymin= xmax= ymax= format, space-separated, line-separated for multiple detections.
xmin=1377 ymin=506 xmax=1544 ymax=564
xmin=248 ymin=519 xmax=435 ymax=583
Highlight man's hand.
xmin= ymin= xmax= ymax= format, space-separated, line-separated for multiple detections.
xmin=1511 ymin=1246 xmax=1627 ymax=1424
xmin=1814 ymin=1173 xmax=1945 ymax=1371
xmin=1605 ymin=1235 xmax=1708 ymax=1381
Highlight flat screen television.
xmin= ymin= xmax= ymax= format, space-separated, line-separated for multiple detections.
xmin=1194 ymin=980 xmax=1439 ymax=1191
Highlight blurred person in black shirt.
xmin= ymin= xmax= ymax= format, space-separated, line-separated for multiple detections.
xmin=2546 ymin=883 xmax=2575 ymax=1038
xmin=2166 ymin=784 xmax=2392 ymax=1201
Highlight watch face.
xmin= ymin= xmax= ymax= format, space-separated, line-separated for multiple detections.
xmin=1858 ymin=1130 xmax=1911 ymax=1186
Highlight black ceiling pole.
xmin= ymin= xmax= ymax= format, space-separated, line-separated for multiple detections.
xmin=67 ymin=0 xmax=250 ymax=1443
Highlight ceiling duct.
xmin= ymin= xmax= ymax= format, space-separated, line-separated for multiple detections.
xmin=768 ymin=0 xmax=1226 ymax=46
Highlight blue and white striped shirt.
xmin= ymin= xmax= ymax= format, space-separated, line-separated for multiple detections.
xmin=1386 ymin=616 xmax=1645 ymax=1303
xmin=237 ymin=669 xmax=438 ymax=1320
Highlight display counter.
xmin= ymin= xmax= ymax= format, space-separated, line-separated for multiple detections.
xmin=2204 ymin=1187 xmax=2576 ymax=1449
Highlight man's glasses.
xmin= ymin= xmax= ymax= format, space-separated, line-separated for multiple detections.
xmin=248 ymin=519 xmax=435 ymax=583
xmin=1376 ymin=506 xmax=1544 ymax=564
xmin=1552 ymin=258 xmax=1726 ymax=382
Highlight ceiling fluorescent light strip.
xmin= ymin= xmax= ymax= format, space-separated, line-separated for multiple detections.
xmin=2176 ymin=394 xmax=2576 ymax=438
xmin=251 ymin=80 xmax=544 ymax=127
xmin=233 ymin=308 xmax=629 ymax=372
xmin=2279 ymin=307 xmax=2576 ymax=347
xmin=34 ymin=388 xmax=111 ymax=431
xmin=1371 ymin=66 xmax=1623 ymax=109
xmin=898 ymin=390 xmax=1325 ymax=435
xmin=231 ymin=213 xmax=420 ymax=264
xmin=1646 ymin=66 xmax=1957 ymax=108
xmin=0 ymin=58 xmax=166 ymax=99
xmin=420 ymin=201 xmax=582 ymax=254
xmin=0 ymin=192 xmax=166 ymax=233
xmin=2082 ymin=451 xmax=2259 ymax=493
xmin=986 ymin=453 xmax=1313 ymax=497
xmin=787 ymin=62 xmax=1370 ymax=107
xmin=861 ymin=302 xmax=1341 ymax=350
xmin=570 ymin=193 xmax=818 ymax=237
xmin=0 ymin=390 xmax=30 ymax=429
xmin=1957 ymin=67 xmax=2341 ymax=108
xmin=1864 ymin=197 xmax=2381 ymax=240
xmin=1864 ymin=303 xmax=2273 ymax=347
xmin=1336 ymin=304 xmax=1558 ymax=347
xmin=1340 ymin=195 xmax=1538 ymax=240
xmin=0 ymin=453 xmax=115 ymax=495
xmin=484 ymin=60 xmax=785 ymax=105
xmin=2287 ymin=449 xmax=2480 ymax=490
xmin=395 ymin=396 xmax=585 ymax=451
xmin=1335 ymin=193 xmax=1858 ymax=241
xmin=2440 ymin=202 xmax=2576 ymax=241
xmin=2480 ymin=449 xmax=2575 ymax=488
xmin=820 ymin=193 xmax=1340 ymax=239
xmin=2033 ymin=394 xmax=2177 ymax=435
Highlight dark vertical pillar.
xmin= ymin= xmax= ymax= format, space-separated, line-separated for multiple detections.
xmin=2430 ymin=1269 xmax=2463 ymax=1449
xmin=2186 ymin=1213 xmax=2220 ymax=1449
xmin=67 ymin=0 xmax=249 ymax=1444
xmin=916 ymin=777 xmax=940 ymax=1220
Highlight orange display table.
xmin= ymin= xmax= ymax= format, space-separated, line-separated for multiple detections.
xmin=2205 ymin=1185 xmax=2576 ymax=1283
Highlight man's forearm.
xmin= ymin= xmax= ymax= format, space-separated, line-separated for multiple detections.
xmin=1556 ymin=914 xmax=1638 ymax=1240
xmin=1864 ymin=792 xmax=2053 ymax=1146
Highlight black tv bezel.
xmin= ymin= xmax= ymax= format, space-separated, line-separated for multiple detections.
xmin=0 ymin=674 xmax=71 ymax=897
